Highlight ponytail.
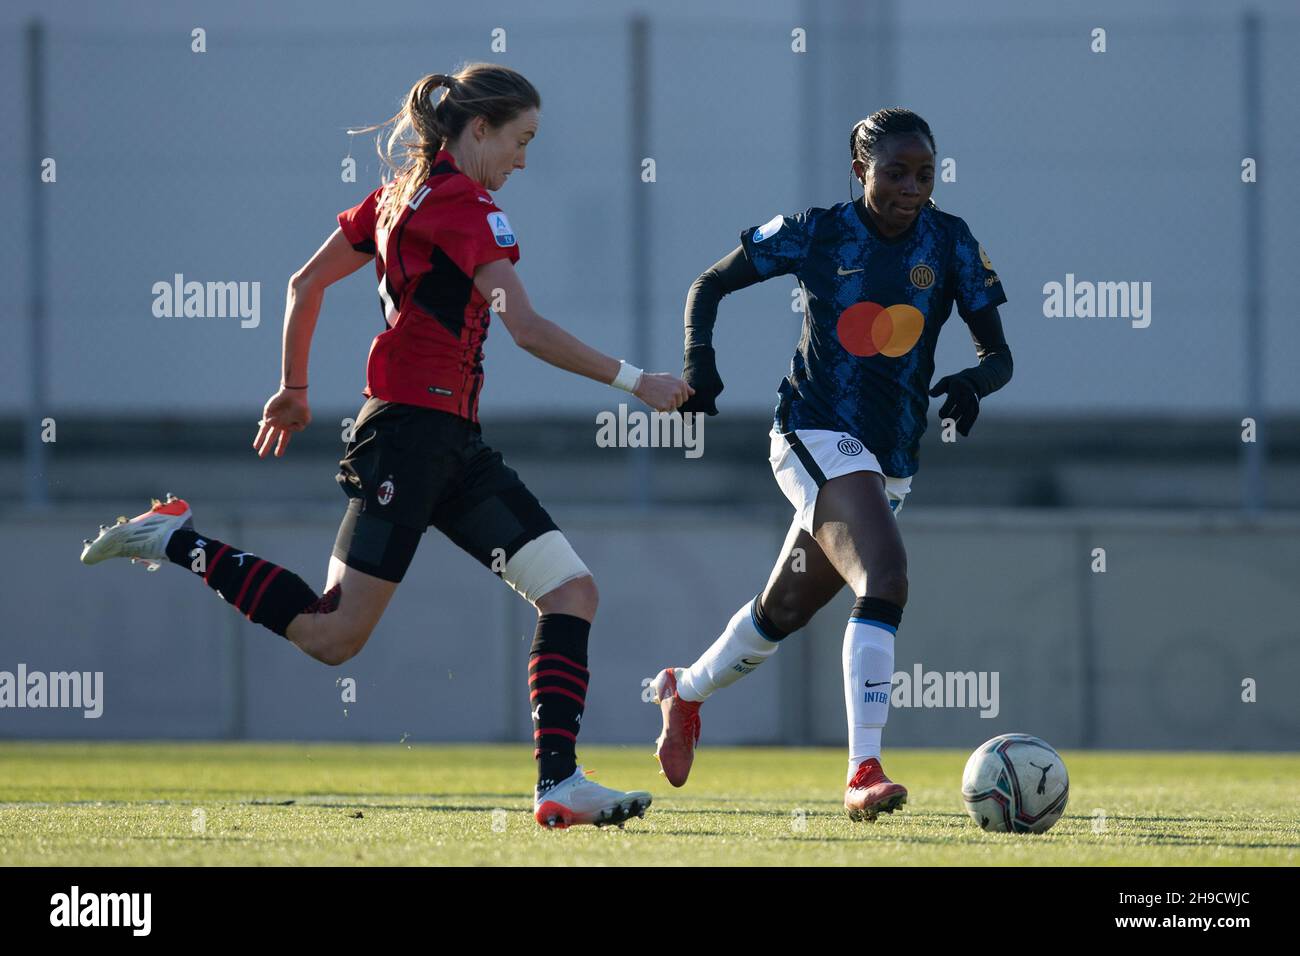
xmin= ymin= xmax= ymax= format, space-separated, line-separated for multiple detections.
xmin=354 ymin=64 xmax=541 ymax=230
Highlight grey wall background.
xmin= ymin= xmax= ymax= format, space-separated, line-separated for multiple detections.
xmin=0 ymin=0 xmax=1297 ymax=417
xmin=2 ymin=508 xmax=1297 ymax=748
xmin=1 ymin=1 xmax=1297 ymax=750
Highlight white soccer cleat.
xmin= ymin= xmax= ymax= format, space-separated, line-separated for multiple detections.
xmin=80 ymin=494 xmax=193 ymax=572
xmin=533 ymin=766 xmax=652 ymax=830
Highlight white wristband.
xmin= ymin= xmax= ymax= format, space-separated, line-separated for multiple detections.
xmin=611 ymin=360 xmax=643 ymax=393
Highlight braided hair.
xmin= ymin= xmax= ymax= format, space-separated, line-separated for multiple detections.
xmin=848 ymin=108 xmax=938 ymax=209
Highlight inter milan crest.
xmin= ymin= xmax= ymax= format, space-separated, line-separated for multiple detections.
xmin=910 ymin=263 xmax=935 ymax=290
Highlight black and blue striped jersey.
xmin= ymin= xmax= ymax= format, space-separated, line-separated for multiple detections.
xmin=740 ymin=200 xmax=1006 ymax=478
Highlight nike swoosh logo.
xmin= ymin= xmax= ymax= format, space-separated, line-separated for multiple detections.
xmin=741 ymin=658 xmax=763 ymax=666
xmin=837 ymin=266 xmax=864 ymax=275
xmin=864 ymin=680 xmax=891 ymax=687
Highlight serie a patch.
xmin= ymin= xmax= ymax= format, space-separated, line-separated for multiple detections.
xmin=487 ymin=212 xmax=516 ymax=247
xmin=752 ymin=214 xmax=785 ymax=243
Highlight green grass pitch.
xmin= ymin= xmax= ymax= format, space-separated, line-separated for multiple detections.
xmin=1 ymin=743 xmax=1296 ymax=866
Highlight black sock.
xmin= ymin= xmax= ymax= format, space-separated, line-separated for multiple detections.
xmin=165 ymin=528 xmax=330 ymax=637
xmin=851 ymin=595 xmax=904 ymax=630
xmin=528 ymin=613 xmax=590 ymax=791
xmin=752 ymin=593 xmax=792 ymax=641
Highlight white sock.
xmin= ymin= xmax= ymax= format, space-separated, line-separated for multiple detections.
xmin=676 ymin=598 xmax=781 ymax=702
xmin=843 ymin=616 xmax=895 ymax=778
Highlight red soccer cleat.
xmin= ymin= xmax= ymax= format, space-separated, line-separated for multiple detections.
xmin=844 ymin=757 xmax=908 ymax=822
xmin=650 ymin=667 xmax=701 ymax=788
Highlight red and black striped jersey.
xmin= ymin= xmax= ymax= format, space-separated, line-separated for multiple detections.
xmin=337 ymin=149 xmax=520 ymax=421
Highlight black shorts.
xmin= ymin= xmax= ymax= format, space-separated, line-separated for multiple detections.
xmin=333 ymin=397 xmax=559 ymax=583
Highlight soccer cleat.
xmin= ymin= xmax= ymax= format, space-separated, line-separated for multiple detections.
xmin=650 ymin=667 xmax=701 ymax=788
xmin=80 ymin=494 xmax=192 ymax=572
xmin=844 ymin=757 xmax=908 ymax=822
xmin=533 ymin=766 xmax=652 ymax=830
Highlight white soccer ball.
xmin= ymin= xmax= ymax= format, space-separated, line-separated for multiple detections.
xmin=961 ymin=733 xmax=1069 ymax=834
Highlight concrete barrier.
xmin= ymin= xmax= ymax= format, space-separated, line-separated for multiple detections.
xmin=1 ymin=507 xmax=1296 ymax=750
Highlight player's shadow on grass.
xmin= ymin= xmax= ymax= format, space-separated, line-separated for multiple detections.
xmin=124 ymin=835 xmax=260 ymax=843
xmin=633 ymin=825 xmax=965 ymax=843
xmin=315 ymin=802 xmax=526 ymax=813
xmin=767 ymin=833 xmax=986 ymax=846
xmin=654 ymin=804 xmax=970 ymax=821
xmin=240 ymin=793 xmax=528 ymax=807
xmin=1116 ymin=830 xmax=1300 ymax=849
xmin=1132 ymin=814 xmax=1287 ymax=827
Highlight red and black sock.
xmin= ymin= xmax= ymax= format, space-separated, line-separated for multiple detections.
xmin=164 ymin=527 xmax=334 ymax=637
xmin=528 ymin=613 xmax=590 ymax=791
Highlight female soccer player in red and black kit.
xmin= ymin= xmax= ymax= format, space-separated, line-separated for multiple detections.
xmin=648 ymin=109 xmax=1014 ymax=821
xmin=81 ymin=64 xmax=692 ymax=829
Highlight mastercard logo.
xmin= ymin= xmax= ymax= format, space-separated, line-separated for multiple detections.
xmin=836 ymin=302 xmax=925 ymax=358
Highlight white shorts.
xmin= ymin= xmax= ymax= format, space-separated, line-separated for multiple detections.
xmin=768 ymin=427 xmax=913 ymax=536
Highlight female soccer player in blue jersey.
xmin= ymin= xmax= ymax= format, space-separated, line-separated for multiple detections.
xmin=649 ymin=108 xmax=1013 ymax=820
xmin=81 ymin=64 xmax=692 ymax=829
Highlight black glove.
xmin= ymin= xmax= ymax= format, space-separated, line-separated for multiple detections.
xmin=929 ymin=372 xmax=980 ymax=436
xmin=679 ymin=345 xmax=724 ymax=415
